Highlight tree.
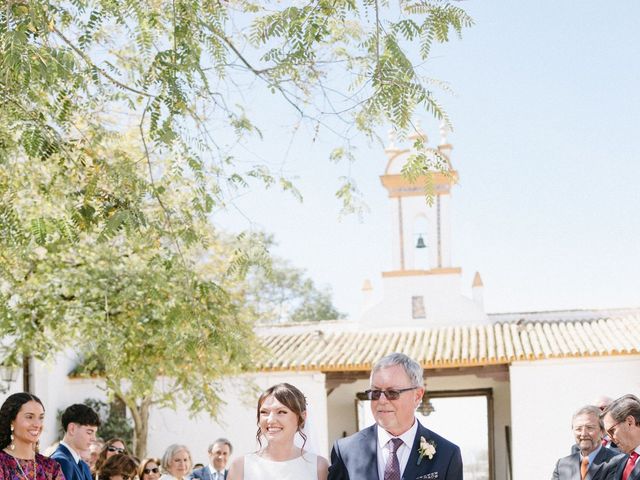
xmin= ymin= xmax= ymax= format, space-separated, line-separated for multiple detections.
xmin=0 ymin=0 xmax=473 ymax=457
xmin=0 ymin=130 xmax=266 ymax=456
xmin=1 ymin=0 xmax=473 ymax=241
xmin=244 ymin=235 xmax=345 ymax=324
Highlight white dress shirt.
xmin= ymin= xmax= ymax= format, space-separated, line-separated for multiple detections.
xmin=60 ymin=441 xmax=82 ymax=463
xmin=376 ymin=419 xmax=419 ymax=480
xmin=207 ymin=465 xmax=225 ymax=480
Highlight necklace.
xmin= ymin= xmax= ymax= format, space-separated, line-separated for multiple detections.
xmin=3 ymin=449 xmax=37 ymax=480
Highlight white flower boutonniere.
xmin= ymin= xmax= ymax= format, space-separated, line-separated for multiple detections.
xmin=417 ymin=436 xmax=436 ymax=465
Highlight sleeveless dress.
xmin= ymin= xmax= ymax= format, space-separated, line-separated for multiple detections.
xmin=243 ymin=452 xmax=317 ymax=480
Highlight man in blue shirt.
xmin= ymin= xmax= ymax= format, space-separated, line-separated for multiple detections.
xmin=552 ymin=405 xmax=621 ymax=480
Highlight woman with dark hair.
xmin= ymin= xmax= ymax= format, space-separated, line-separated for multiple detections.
xmin=0 ymin=392 xmax=65 ymax=480
xmin=227 ymin=383 xmax=328 ymax=480
xmin=94 ymin=439 xmax=129 ymax=477
xmin=96 ymin=454 xmax=138 ymax=480
xmin=138 ymin=458 xmax=161 ymax=480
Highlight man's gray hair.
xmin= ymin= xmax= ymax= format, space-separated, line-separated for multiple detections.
xmin=370 ymin=352 xmax=423 ymax=387
xmin=208 ymin=437 xmax=233 ymax=454
xmin=572 ymin=405 xmax=605 ymax=431
xmin=602 ymin=394 xmax=640 ymax=425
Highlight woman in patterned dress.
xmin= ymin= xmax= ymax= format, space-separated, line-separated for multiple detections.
xmin=0 ymin=392 xmax=65 ymax=480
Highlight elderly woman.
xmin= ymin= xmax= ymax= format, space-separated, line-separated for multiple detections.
xmin=159 ymin=445 xmax=192 ymax=480
xmin=0 ymin=392 xmax=65 ymax=480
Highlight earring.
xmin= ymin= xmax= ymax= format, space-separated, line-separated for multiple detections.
xmin=10 ymin=425 xmax=15 ymax=450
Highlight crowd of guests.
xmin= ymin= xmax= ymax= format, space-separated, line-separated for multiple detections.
xmin=1 ymin=352 xmax=640 ymax=480
xmin=0 ymin=379 xmax=323 ymax=480
xmin=552 ymin=394 xmax=640 ymax=480
xmin=0 ymin=394 xmax=236 ymax=480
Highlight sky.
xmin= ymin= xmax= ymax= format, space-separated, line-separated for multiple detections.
xmin=216 ymin=1 xmax=640 ymax=320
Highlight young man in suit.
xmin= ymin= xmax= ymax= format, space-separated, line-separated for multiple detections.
xmin=51 ymin=404 xmax=101 ymax=480
xmin=190 ymin=439 xmax=233 ymax=480
xmin=552 ymin=405 xmax=622 ymax=480
xmin=602 ymin=395 xmax=640 ymax=480
xmin=328 ymin=352 xmax=462 ymax=480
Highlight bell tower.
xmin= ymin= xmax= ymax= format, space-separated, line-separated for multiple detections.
xmin=380 ymin=124 xmax=458 ymax=275
xmin=359 ymin=123 xmax=488 ymax=328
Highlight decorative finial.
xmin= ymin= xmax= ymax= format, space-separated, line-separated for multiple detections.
xmin=439 ymin=121 xmax=450 ymax=146
xmin=387 ymin=129 xmax=397 ymax=149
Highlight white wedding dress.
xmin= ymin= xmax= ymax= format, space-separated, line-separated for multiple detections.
xmin=243 ymin=452 xmax=317 ymax=480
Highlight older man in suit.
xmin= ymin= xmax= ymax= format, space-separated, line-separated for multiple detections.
xmin=552 ymin=405 xmax=622 ymax=480
xmin=51 ymin=404 xmax=101 ymax=480
xmin=190 ymin=439 xmax=233 ymax=480
xmin=328 ymin=352 xmax=462 ymax=480
xmin=601 ymin=394 xmax=640 ymax=480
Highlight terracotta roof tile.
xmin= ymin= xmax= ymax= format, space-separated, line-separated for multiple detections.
xmin=256 ymin=314 xmax=640 ymax=372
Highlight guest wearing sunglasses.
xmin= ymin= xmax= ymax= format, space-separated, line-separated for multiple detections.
xmin=328 ymin=352 xmax=463 ymax=480
xmin=95 ymin=438 xmax=129 ymax=477
xmin=97 ymin=454 xmax=138 ymax=480
xmin=139 ymin=458 xmax=161 ymax=480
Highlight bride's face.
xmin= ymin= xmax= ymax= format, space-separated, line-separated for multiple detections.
xmin=258 ymin=395 xmax=305 ymax=443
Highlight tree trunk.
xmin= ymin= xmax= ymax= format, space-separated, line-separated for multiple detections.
xmin=116 ymin=391 xmax=151 ymax=459
xmin=131 ymin=398 xmax=151 ymax=458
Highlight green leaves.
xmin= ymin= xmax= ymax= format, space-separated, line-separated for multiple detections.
xmin=0 ymin=0 xmax=472 ymax=455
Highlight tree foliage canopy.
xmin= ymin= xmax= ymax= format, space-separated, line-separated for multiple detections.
xmin=0 ymin=0 xmax=472 ymax=456
xmin=1 ymin=0 xmax=473 ymax=242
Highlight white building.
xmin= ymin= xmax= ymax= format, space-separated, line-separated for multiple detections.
xmin=2 ymin=128 xmax=639 ymax=480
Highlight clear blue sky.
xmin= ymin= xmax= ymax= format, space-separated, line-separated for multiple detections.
xmin=216 ymin=1 xmax=640 ymax=319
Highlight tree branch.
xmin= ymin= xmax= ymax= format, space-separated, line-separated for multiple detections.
xmin=52 ymin=26 xmax=155 ymax=98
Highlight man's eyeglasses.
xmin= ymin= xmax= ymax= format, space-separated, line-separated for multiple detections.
xmin=143 ymin=468 xmax=160 ymax=474
xmin=607 ymin=420 xmax=624 ymax=439
xmin=107 ymin=446 xmax=126 ymax=454
xmin=363 ymin=387 xmax=418 ymax=400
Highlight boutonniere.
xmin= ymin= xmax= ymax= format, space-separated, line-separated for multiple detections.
xmin=417 ymin=436 xmax=436 ymax=465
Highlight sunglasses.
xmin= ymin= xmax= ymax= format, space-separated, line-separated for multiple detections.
xmin=143 ymin=468 xmax=160 ymax=474
xmin=107 ymin=446 xmax=126 ymax=454
xmin=363 ymin=386 xmax=418 ymax=400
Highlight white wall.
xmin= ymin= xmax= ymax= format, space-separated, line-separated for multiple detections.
xmin=510 ymin=355 xmax=640 ymax=480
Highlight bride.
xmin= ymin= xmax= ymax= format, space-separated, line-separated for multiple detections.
xmin=227 ymin=383 xmax=328 ymax=480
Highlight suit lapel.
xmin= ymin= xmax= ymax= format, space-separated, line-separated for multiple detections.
xmin=570 ymin=452 xmax=580 ymax=480
xmin=366 ymin=425 xmax=381 ymax=480
xmin=401 ymin=424 xmax=422 ymax=480
xmin=59 ymin=444 xmax=85 ymax=480
xmin=629 ymin=458 xmax=640 ymax=480
xmin=616 ymin=455 xmax=629 ymax=480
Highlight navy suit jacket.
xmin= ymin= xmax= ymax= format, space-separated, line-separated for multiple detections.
xmin=51 ymin=444 xmax=92 ymax=480
xmin=551 ymin=447 xmax=621 ymax=480
xmin=190 ymin=467 xmax=227 ymax=480
xmin=328 ymin=421 xmax=463 ymax=480
xmin=602 ymin=452 xmax=640 ymax=480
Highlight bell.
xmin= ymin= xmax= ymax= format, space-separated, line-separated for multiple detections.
xmin=416 ymin=235 xmax=426 ymax=249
